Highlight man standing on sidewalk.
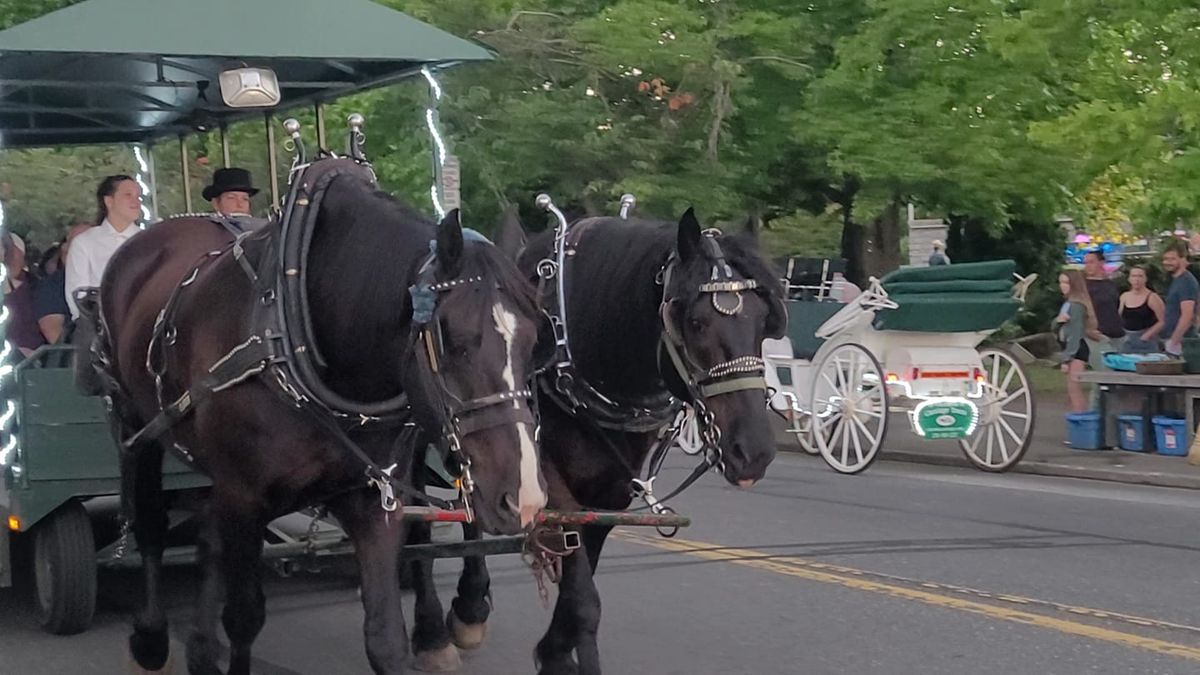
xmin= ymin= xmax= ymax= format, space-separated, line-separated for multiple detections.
xmin=1083 ymin=249 xmax=1125 ymax=362
xmin=1161 ymin=239 xmax=1198 ymax=356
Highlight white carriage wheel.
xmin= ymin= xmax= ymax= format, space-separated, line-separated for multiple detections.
xmin=792 ymin=410 xmax=820 ymax=455
xmin=810 ymin=343 xmax=889 ymax=474
xmin=958 ymin=347 xmax=1035 ymax=472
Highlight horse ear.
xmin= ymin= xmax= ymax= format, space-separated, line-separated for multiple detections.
xmin=494 ymin=204 xmax=526 ymax=262
xmin=436 ymin=209 xmax=464 ymax=275
xmin=742 ymin=214 xmax=760 ymax=240
xmin=676 ymin=207 xmax=702 ymax=262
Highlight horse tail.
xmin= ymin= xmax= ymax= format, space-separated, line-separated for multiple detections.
xmin=69 ymin=288 xmax=109 ymax=396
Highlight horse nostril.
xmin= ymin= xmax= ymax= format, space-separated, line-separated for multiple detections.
xmin=503 ymin=493 xmax=520 ymax=515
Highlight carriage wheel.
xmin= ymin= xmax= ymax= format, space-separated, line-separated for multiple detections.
xmin=958 ymin=348 xmax=1035 ymax=472
xmin=789 ymin=410 xmax=820 ymax=456
xmin=810 ymin=343 xmax=889 ymax=474
xmin=33 ymin=500 xmax=97 ymax=635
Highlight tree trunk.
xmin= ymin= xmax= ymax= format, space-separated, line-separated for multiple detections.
xmin=860 ymin=199 xmax=904 ymax=280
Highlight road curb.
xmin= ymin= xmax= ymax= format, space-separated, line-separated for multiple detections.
xmin=779 ymin=445 xmax=1200 ymax=490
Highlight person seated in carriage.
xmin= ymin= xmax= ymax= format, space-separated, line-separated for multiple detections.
xmin=34 ymin=223 xmax=91 ymax=345
xmin=2 ymin=232 xmax=46 ymax=357
xmin=65 ymin=175 xmax=142 ymax=318
xmin=204 ymin=167 xmax=268 ymax=231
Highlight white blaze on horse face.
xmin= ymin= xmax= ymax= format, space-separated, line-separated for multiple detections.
xmin=492 ymin=302 xmax=546 ymax=527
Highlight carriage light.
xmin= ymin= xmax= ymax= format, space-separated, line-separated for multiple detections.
xmin=886 ymin=372 xmax=900 ymax=383
xmin=6 ymin=515 xmax=18 ymax=532
xmin=974 ymin=368 xmax=986 ymax=383
xmin=218 ymin=67 xmax=281 ymax=108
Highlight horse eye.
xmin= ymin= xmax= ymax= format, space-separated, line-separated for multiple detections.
xmin=688 ymin=317 xmax=705 ymax=332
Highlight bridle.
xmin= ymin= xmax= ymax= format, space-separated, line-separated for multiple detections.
xmin=408 ymin=238 xmax=538 ymax=521
xmin=655 ymin=228 xmax=771 ymax=476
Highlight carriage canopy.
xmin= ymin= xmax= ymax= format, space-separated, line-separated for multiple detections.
xmin=0 ymin=0 xmax=492 ymax=147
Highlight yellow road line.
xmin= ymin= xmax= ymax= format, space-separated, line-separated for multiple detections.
xmin=616 ymin=531 xmax=1200 ymax=662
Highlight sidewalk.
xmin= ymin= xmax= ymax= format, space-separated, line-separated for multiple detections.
xmin=773 ymin=399 xmax=1200 ymax=490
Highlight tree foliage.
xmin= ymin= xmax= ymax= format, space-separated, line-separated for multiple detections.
xmin=1 ymin=0 xmax=1199 ymax=293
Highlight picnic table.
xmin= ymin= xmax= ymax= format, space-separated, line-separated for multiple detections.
xmin=1075 ymin=371 xmax=1200 ymax=452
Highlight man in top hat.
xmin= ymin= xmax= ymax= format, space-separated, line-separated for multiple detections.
xmin=204 ymin=167 xmax=259 ymax=217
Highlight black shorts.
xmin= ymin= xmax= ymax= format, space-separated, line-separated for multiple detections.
xmin=1073 ymin=340 xmax=1090 ymax=363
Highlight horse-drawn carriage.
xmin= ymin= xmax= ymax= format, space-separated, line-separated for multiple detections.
xmin=764 ymin=258 xmax=1038 ymax=474
xmin=1 ymin=5 xmax=753 ymax=674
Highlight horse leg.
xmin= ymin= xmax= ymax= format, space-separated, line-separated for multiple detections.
xmin=184 ymin=501 xmax=225 ymax=675
xmin=534 ymin=525 xmax=611 ymax=675
xmin=447 ymin=522 xmax=491 ymax=650
xmin=124 ymin=441 xmax=175 ymax=674
xmin=408 ymin=520 xmax=460 ymax=672
xmin=215 ymin=496 xmax=267 ymax=675
xmin=329 ymin=491 xmax=410 ymax=675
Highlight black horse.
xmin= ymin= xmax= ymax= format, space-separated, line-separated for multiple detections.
xmin=405 ymin=208 xmax=787 ymax=674
xmin=93 ymin=163 xmax=548 ymax=675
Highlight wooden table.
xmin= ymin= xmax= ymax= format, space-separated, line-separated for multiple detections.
xmin=1075 ymin=371 xmax=1200 ymax=450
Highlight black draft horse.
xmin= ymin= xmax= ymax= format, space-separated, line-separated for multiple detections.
xmin=91 ymin=171 xmax=548 ymax=675
xmin=405 ymin=208 xmax=787 ymax=674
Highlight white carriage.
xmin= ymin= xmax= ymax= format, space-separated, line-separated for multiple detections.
xmin=764 ymin=259 xmax=1038 ymax=474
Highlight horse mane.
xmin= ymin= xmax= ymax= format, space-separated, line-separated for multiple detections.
xmin=305 ymin=176 xmax=538 ymax=393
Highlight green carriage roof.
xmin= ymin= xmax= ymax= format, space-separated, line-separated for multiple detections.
xmin=0 ymin=0 xmax=493 ymax=147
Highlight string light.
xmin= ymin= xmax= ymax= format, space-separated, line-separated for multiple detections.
xmin=422 ymin=66 xmax=448 ymax=220
xmin=0 ymin=195 xmax=18 ymax=469
xmin=133 ymin=144 xmax=152 ymax=226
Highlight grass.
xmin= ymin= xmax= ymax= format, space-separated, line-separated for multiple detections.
xmin=1025 ymin=363 xmax=1067 ymax=397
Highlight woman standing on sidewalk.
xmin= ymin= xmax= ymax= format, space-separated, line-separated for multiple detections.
xmin=1119 ymin=265 xmax=1165 ymax=353
xmin=1055 ymin=270 xmax=1102 ymax=413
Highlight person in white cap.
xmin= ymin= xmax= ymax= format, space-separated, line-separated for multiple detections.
xmin=928 ymin=239 xmax=950 ymax=266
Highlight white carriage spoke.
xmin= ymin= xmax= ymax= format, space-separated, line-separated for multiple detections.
xmin=851 ymin=416 xmax=865 ymax=466
xmin=990 ymin=354 xmax=1000 ymax=383
xmin=1000 ymin=409 xmax=1029 ymax=421
xmin=840 ymin=416 xmax=851 ymax=466
xmin=821 ymin=372 xmax=841 ymax=397
xmin=1000 ymin=387 xmax=1029 ymax=407
xmin=998 ymin=362 xmax=1017 ymax=393
xmin=851 ymin=414 xmax=879 ymax=447
xmin=998 ymin=416 xmax=1024 ymax=447
xmin=985 ymin=425 xmax=996 ymax=465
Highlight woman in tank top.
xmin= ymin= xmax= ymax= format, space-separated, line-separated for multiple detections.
xmin=1119 ymin=265 xmax=1165 ymax=353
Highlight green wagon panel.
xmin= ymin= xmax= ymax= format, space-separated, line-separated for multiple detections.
xmin=881 ymin=260 xmax=1016 ymax=284
xmin=882 ymin=279 xmax=1013 ymax=295
xmin=784 ymin=300 xmax=844 ymax=360
xmin=20 ymin=369 xmax=108 ymax=425
xmin=874 ymin=294 xmax=1021 ymax=333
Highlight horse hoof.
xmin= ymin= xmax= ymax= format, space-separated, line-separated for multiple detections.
xmin=447 ymin=608 xmax=488 ymax=650
xmin=125 ymin=638 xmax=180 ymax=674
xmin=413 ymin=643 xmax=462 ymax=672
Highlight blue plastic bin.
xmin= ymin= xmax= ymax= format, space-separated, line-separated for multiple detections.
xmin=1153 ymin=416 xmax=1189 ymax=457
xmin=1066 ymin=412 xmax=1103 ymax=450
xmin=1117 ymin=414 xmax=1147 ymax=452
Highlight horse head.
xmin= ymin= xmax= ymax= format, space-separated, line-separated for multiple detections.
xmin=401 ymin=210 xmax=548 ymax=535
xmin=660 ymin=208 xmax=787 ymax=487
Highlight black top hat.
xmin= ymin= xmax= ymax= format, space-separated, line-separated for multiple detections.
xmin=202 ymin=167 xmax=260 ymax=201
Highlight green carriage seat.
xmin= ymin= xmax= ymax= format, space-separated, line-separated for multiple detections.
xmin=784 ymin=299 xmax=844 ymax=361
xmin=874 ymin=260 xmax=1020 ymax=333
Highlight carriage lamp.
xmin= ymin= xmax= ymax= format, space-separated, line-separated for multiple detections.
xmin=6 ymin=515 xmax=18 ymax=532
xmin=218 ymin=66 xmax=282 ymax=108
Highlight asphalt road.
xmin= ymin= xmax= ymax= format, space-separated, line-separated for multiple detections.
xmin=3 ymin=453 xmax=1199 ymax=674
